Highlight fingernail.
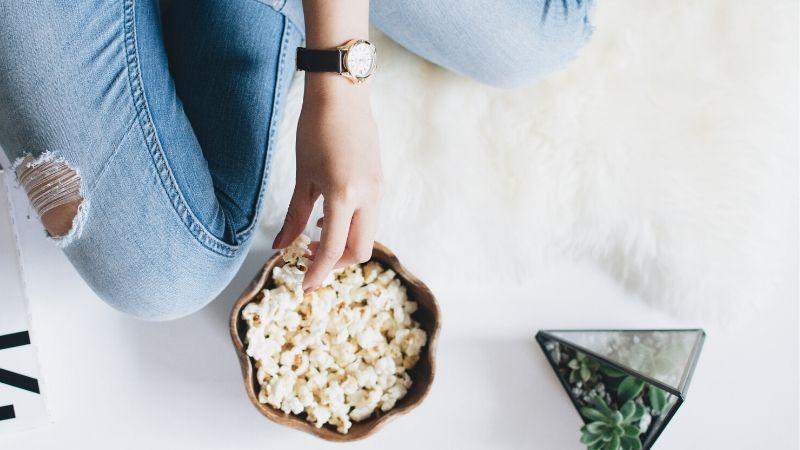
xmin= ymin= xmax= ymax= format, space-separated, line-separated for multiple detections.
xmin=272 ymin=229 xmax=284 ymax=249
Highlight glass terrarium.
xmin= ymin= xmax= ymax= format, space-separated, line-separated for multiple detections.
xmin=536 ymin=329 xmax=705 ymax=450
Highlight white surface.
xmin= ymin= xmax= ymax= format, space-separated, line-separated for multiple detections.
xmin=0 ymin=173 xmax=796 ymax=449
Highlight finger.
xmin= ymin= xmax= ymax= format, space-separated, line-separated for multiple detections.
xmin=308 ymin=241 xmax=320 ymax=255
xmin=273 ymin=183 xmax=318 ymax=249
xmin=335 ymin=208 xmax=377 ymax=268
xmin=302 ymin=197 xmax=353 ymax=292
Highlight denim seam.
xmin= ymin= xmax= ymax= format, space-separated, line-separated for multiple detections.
xmin=244 ymin=0 xmax=304 ymax=38
xmin=84 ymin=117 xmax=137 ymax=197
xmin=236 ymin=17 xmax=293 ymax=241
xmin=122 ymin=0 xmax=239 ymax=257
xmin=247 ymin=0 xmax=285 ymax=13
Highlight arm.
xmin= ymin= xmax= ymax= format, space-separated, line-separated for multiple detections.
xmin=272 ymin=0 xmax=382 ymax=292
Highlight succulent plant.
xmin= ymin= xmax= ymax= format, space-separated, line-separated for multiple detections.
xmin=568 ymin=352 xmax=599 ymax=384
xmin=616 ymin=375 xmax=645 ymax=404
xmin=600 ymin=362 xmax=672 ymax=417
xmin=599 ymin=364 xmax=626 ymax=378
xmin=597 ymin=364 xmax=647 ymax=406
xmin=647 ymin=385 xmax=671 ymax=416
xmin=580 ymin=397 xmax=645 ymax=450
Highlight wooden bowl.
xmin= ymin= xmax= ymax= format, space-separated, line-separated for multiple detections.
xmin=229 ymin=242 xmax=441 ymax=442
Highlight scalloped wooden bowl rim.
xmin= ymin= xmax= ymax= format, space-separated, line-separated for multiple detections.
xmin=229 ymin=242 xmax=441 ymax=442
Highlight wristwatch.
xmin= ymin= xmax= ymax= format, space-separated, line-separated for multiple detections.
xmin=296 ymin=39 xmax=377 ymax=84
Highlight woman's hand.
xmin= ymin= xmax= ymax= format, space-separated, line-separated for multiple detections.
xmin=272 ymin=73 xmax=382 ymax=292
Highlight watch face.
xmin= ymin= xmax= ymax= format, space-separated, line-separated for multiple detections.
xmin=345 ymin=41 xmax=376 ymax=80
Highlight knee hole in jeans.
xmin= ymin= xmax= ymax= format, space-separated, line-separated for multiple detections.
xmin=14 ymin=152 xmax=86 ymax=243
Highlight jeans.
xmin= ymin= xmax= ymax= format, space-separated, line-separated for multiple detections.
xmin=0 ymin=0 xmax=593 ymax=320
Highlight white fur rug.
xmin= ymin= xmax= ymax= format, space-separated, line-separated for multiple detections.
xmin=261 ymin=0 xmax=798 ymax=322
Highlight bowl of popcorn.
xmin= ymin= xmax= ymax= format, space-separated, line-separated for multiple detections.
xmin=229 ymin=236 xmax=441 ymax=441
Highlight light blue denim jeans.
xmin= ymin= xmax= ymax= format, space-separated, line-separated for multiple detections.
xmin=0 ymin=0 xmax=593 ymax=320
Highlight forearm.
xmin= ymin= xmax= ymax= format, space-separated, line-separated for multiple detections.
xmin=302 ymin=0 xmax=371 ymax=101
xmin=303 ymin=0 xmax=369 ymax=48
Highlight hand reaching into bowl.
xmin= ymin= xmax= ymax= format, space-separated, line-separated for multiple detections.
xmin=271 ymin=0 xmax=382 ymax=293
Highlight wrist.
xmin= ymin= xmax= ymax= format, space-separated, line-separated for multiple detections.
xmin=303 ymin=72 xmax=371 ymax=107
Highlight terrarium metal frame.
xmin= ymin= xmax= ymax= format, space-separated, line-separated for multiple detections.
xmin=536 ymin=329 xmax=705 ymax=450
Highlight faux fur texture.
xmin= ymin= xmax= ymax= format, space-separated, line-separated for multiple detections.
xmin=260 ymin=0 xmax=798 ymax=321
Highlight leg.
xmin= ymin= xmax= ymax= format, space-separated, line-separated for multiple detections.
xmin=0 ymin=0 xmax=298 ymax=320
xmin=162 ymin=0 xmax=303 ymax=241
xmin=370 ymin=0 xmax=595 ymax=88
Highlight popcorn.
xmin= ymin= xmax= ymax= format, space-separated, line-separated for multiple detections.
xmin=355 ymin=365 xmax=377 ymax=388
xmin=374 ymin=356 xmax=397 ymax=377
xmin=307 ymin=404 xmax=332 ymax=428
xmin=242 ymin=235 xmax=427 ymax=434
xmin=282 ymin=396 xmax=304 ymax=415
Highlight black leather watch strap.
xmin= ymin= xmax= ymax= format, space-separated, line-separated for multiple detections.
xmin=296 ymin=47 xmax=344 ymax=73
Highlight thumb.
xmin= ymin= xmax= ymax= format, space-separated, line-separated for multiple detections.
xmin=273 ymin=183 xmax=317 ymax=249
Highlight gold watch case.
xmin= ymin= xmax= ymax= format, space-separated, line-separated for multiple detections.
xmin=338 ymin=39 xmax=377 ymax=84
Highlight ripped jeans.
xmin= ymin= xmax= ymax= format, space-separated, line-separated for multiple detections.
xmin=0 ymin=0 xmax=594 ymax=320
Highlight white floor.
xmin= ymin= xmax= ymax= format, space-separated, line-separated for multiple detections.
xmin=0 ymin=175 xmax=797 ymax=450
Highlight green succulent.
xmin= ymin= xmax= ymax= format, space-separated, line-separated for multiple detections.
xmin=616 ymin=375 xmax=645 ymax=404
xmin=568 ymin=352 xmax=599 ymax=384
xmin=598 ymin=365 xmax=646 ymax=405
xmin=647 ymin=385 xmax=671 ymax=416
xmin=600 ymin=363 xmax=672 ymax=417
xmin=580 ymin=397 xmax=645 ymax=450
xmin=599 ymin=364 xmax=627 ymax=378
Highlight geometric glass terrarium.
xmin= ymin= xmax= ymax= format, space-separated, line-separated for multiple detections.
xmin=536 ymin=330 xmax=705 ymax=450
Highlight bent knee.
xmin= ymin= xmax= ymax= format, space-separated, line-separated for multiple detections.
xmin=432 ymin=0 xmax=593 ymax=88
xmin=372 ymin=0 xmax=595 ymax=89
xmin=73 ymin=237 xmax=243 ymax=321
xmin=14 ymin=152 xmax=87 ymax=245
xmin=475 ymin=0 xmax=596 ymax=88
xmin=94 ymin=267 xmax=232 ymax=321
